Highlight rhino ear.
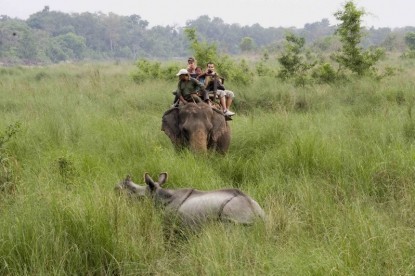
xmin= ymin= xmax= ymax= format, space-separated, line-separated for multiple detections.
xmin=144 ymin=172 xmax=157 ymax=191
xmin=158 ymin=172 xmax=168 ymax=186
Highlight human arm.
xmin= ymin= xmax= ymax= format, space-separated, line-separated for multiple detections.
xmin=179 ymin=95 xmax=187 ymax=104
xmin=176 ymin=82 xmax=187 ymax=104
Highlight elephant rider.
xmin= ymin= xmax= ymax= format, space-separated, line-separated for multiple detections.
xmin=197 ymin=62 xmax=235 ymax=116
xmin=172 ymin=69 xmax=232 ymax=118
xmin=173 ymin=69 xmax=209 ymax=106
xmin=187 ymin=57 xmax=198 ymax=78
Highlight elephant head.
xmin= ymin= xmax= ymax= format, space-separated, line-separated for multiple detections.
xmin=161 ymin=102 xmax=230 ymax=153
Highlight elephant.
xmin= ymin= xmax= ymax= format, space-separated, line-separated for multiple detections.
xmin=161 ymin=102 xmax=231 ymax=153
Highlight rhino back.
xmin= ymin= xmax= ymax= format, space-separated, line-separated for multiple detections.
xmin=176 ymin=190 xmax=236 ymax=220
xmin=222 ymin=195 xmax=266 ymax=224
xmin=176 ymin=189 xmax=264 ymax=224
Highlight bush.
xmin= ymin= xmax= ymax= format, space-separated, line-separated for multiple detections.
xmin=131 ymin=59 xmax=179 ymax=83
xmin=256 ymin=61 xmax=275 ymax=77
xmin=401 ymin=50 xmax=415 ymax=59
xmin=185 ymin=28 xmax=254 ymax=85
xmin=311 ymin=63 xmax=337 ymax=83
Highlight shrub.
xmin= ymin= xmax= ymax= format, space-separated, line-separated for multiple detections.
xmin=185 ymin=28 xmax=253 ymax=85
xmin=256 ymin=61 xmax=275 ymax=77
xmin=401 ymin=50 xmax=415 ymax=59
xmin=131 ymin=59 xmax=179 ymax=83
xmin=311 ymin=63 xmax=337 ymax=83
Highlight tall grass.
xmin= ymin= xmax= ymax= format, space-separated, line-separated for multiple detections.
xmin=1 ymin=60 xmax=415 ymax=275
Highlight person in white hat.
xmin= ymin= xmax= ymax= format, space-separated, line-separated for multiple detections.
xmin=173 ymin=69 xmax=209 ymax=106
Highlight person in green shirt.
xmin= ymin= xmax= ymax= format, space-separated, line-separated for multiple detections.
xmin=174 ymin=69 xmax=208 ymax=105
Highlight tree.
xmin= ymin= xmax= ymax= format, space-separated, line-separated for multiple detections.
xmin=27 ymin=9 xmax=74 ymax=36
xmin=46 ymin=40 xmax=68 ymax=62
xmin=102 ymin=13 xmax=123 ymax=53
xmin=0 ymin=8 xmax=401 ymax=65
xmin=55 ymin=32 xmax=86 ymax=59
xmin=184 ymin=28 xmax=219 ymax=67
xmin=16 ymin=29 xmax=39 ymax=63
xmin=404 ymin=32 xmax=415 ymax=50
xmin=381 ymin=33 xmax=398 ymax=51
xmin=278 ymin=33 xmax=315 ymax=82
xmin=0 ymin=19 xmax=28 ymax=59
xmin=333 ymin=1 xmax=384 ymax=76
xmin=184 ymin=28 xmax=253 ymax=84
xmin=239 ymin=37 xmax=255 ymax=52
xmin=301 ymin=18 xmax=335 ymax=43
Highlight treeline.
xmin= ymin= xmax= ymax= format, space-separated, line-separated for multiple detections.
xmin=0 ymin=6 xmax=414 ymax=65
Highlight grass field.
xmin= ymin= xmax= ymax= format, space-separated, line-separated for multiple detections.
xmin=1 ymin=59 xmax=415 ymax=275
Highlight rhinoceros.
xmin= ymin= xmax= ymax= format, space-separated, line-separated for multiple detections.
xmin=115 ymin=172 xmax=265 ymax=227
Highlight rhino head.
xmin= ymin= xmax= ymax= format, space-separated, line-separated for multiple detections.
xmin=114 ymin=175 xmax=148 ymax=198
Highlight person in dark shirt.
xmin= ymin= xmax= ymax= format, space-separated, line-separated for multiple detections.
xmin=174 ymin=69 xmax=208 ymax=105
xmin=171 ymin=59 xmax=200 ymax=106
xmin=198 ymin=62 xmax=235 ymax=116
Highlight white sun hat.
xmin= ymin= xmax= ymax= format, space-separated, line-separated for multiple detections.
xmin=176 ymin=69 xmax=189 ymax=76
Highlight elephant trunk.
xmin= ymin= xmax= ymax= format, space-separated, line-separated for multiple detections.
xmin=189 ymin=129 xmax=208 ymax=153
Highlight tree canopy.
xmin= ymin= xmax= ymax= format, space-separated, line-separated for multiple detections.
xmin=0 ymin=7 xmax=413 ymax=65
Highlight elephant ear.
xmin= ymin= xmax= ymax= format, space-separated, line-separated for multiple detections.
xmin=161 ymin=108 xmax=182 ymax=146
xmin=210 ymin=109 xmax=231 ymax=153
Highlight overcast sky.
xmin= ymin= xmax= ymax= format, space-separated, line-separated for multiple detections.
xmin=1 ymin=0 xmax=413 ymax=28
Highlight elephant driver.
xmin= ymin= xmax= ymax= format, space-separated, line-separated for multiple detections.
xmin=174 ymin=69 xmax=209 ymax=106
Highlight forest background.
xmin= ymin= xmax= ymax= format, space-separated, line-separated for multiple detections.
xmin=1 ymin=5 xmax=415 ymax=65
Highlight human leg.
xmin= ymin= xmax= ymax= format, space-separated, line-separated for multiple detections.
xmin=226 ymin=96 xmax=233 ymax=109
xmin=218 ymin=95 xmax=234 ymax=116
xmin=172 ymin=94 xmax=179 ymax=107
xmin=219 ymin=96 xmax=227 ymax=112
xmin=223 ymin=90 xmax=235 ymax=115
xmin=224 ymin=90 xmax=235 ymax=109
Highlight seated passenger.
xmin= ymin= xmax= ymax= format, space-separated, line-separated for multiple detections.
xmin=199 ymin=62 xmax=235 ymax=116
xmin=171 ymin=58 xmax=200 ymax=107
xmin=174 ymin=69 xmax=209 ymax=105
xmin=194 ymin=66 xmax=203 ymax=82
xmin=187 ymin=57 xmax=198 ymax=78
